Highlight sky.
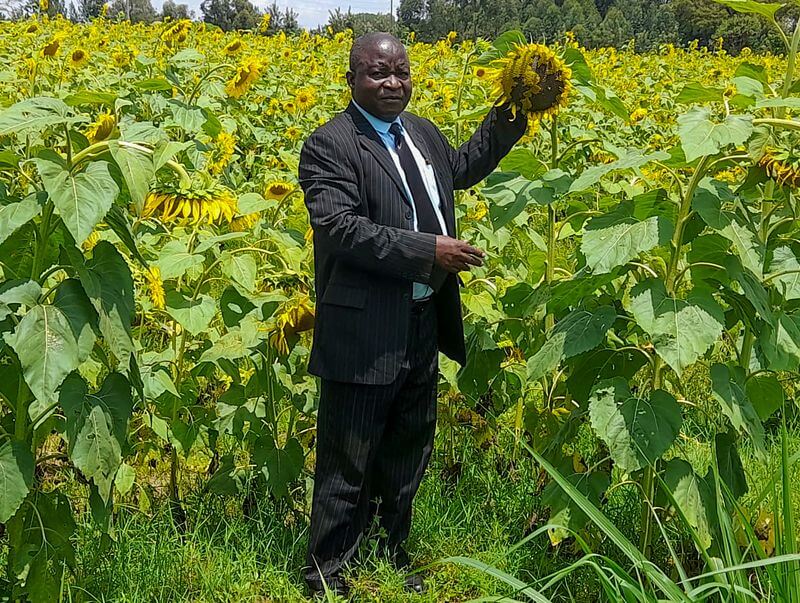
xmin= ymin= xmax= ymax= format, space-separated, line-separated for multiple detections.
xmin=152 ymin=0 xmax=394 ymax=29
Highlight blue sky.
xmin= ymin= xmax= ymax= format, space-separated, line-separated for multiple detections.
xmin=152 ymin=0 xmax=394 ymax=28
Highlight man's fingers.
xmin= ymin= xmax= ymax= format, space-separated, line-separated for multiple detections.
xmin=463 ymin=253 xmax=483 ymax=267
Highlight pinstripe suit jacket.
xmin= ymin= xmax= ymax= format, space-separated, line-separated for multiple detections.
xmin=299 ymin=100 xmax=527 ymax=385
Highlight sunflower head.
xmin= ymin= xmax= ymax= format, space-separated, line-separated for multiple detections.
xmin=85 ymin=112 xmax=116 ymax=143
xmin=143 ymin=177 xmax=238 ymax=225
xmin=294 ymin=87 xmax=316 ymax=112
xmin=229 ymin=212 xmax=260 ymax=232
xmin=69 ymin=48 xmax=89 ymax=68
xmin=145 ymin=266 xmax=165 ymax=310
xmin=225 ymin=39 xmax=243 ymax=55
xmin=759 ymin=147 xmax=800 ymax=188
xmin=226 ymin=56 xmax=262 ymax=98
xmin=41 ymin=33 xmax=65 ymax=57
xmin=264 ymin=180 xmax=294 ymax=201
xmin=269 ymin=294 xmax=315 ymax=355
xmin=487 ymin=43 xmax=572 ymax=120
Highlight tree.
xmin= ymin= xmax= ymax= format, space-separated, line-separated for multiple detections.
xmin=671 ymin=0 xmax=727 ymax=47
xmin=108 ymin=0 xmax=156 ymax=22
xmin=326 ymin=8 xmax=394 ymax=36
xmin=201 ymin=0 xmax=259 ymax=31
xmin=599 ymin=6 xmax=632 ymax=47
xmin=75 ymin=0 xmax=105 ymax=20
xmin=714 ymin=13 xmax=783 ymax=53
xmin=263 ymin=1 xmax=299 ymax=34
xmin=160 ymin=0 xmax=192 ymax=20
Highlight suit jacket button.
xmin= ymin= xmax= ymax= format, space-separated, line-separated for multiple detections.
xmin=404 ymin=210 xmax=412 ymax=220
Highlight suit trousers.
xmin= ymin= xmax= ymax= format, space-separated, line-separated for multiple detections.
xmin=304 ymin=299 xmax=439 ymax=586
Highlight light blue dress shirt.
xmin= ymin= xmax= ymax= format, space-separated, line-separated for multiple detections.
xmin=352 ymin=100 xmax=448 ymax=300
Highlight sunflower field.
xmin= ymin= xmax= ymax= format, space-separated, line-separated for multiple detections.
xmin=3 ymin=1 xmax=800 ymax=601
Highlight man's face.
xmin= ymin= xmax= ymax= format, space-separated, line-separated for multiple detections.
xmin=347 ymin=38 xmax=412 ymax=122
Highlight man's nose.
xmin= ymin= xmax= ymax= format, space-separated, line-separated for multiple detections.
xmin=384 ymin=75 xmax=402 ymax=89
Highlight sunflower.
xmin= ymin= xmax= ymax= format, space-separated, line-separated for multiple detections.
xmin=226 ymin=56 xmax=261 ymax=98
xmin=82 ymin=230 xmax=100 ymax=251
xmin=229 ymin=212 xmax=260 ymax=232
xmin=284 ymin=126 xmax=302 ymax=142
xmin=206 ymin=130 xmax=236 ymax=174
xmin=224 ymin=39 xmax=243 ymax=55
xmin=145 ymin=266 xmax=165 ymax=310
xmin=258 ymin=12 xmax=271 ymax=33
xmin=466 ymin=200 xmax=488 ymax=221
xmin=85 ymin=112 xmax=116 ymax=143
xmin=629 ymin=107 xmax=648 ymax=124
xmin=161 ymin=19 xmax=190 ymax=47
xmin=69 ymin=48 xmax=89 ymax=68
xmin=759 ymin=148 xmax=800 ymax=188
xmin=26 ymin=22 xmax=38 ymax=33
xmin=486 ymin=43 xmax=572 ymax=120
xmin=41 ymin=33 xmax=65 ymax=57
xmin=264 ymin=180 xmax=294 ymax=200
xmin=294 ymin=87 xmax=316 ymax=112
xmin=472 ymin=66 xmax=487 ymax=79
xmin=282 ymin=100 xmax=297 ymax=114
xmin=143 ymin=180 xmax=238 ymax=225
xmin=268 ymin=294 xmax=315 ymax=355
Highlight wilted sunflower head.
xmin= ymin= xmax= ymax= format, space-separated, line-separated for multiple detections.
xmin=487 ymin=43 xmax=572 ymax=120
xmin=759 ymin=146 xmax=800 ymax=188
xmin=268 ymin=294 xmax=315 ymax=355
xmin=264 ymin=180 xmax=294 ymax=201
xmin=69 ymin=48 xmax=89 ymax=68
xmin=143 ymin=177 xmax=238 ymax=225
xmin=41 ymin=34 xmax=64 ymax=57
xmin=225 ymin=39 xmax=243 ymax=55
xmin=85 ymin=112 xmax=116 ymax=143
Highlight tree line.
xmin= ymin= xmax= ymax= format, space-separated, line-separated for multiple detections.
xmin=2 ymin=0 xmax=795 ymax=54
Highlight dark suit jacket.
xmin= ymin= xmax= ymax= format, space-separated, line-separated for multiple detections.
xmin=298 ymin=100 xmax=527 ymax=385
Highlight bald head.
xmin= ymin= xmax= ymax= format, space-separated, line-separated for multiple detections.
xmin=346 ymin=32 xmax=413 ymax=122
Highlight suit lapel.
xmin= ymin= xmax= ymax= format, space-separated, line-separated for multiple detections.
xmin=402 ymin=116 xmax=456 ymax=237
xmin=345 ymin=102 xmax=412 ymax=210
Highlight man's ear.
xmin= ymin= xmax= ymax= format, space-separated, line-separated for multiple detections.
xmin=345 ymin=70 xmax=354 ymax=90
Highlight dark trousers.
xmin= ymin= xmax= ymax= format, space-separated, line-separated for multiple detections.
xmin=304 ymin=300 xmax=438 ymax=586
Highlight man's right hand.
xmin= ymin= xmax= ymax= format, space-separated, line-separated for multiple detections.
xmin=434 ymin=235 xmax=485 ymax=273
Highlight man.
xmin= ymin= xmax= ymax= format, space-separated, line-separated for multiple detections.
xmin=298 ymin=32 xmax=527 ymax=597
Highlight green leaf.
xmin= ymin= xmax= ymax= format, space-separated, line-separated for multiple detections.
xmin=220 ymin=285 xmax=256 ymax=327
xmin=34 ymin=158 xmax=119 ymax=245
xmin=769 ymin=246 xmax=800 ymax=300
xmin=759 ymin=311 xmax=800 ymax=371
xmin=500 ymin=282 xmax=549 ymax=318
xmin=0 ymin=97 xmax=75 ymax=136
xmin=715 ymin=431 xmax=748 ymax=500
xmin=675 ymin=82 xmax=725 ymax=104
xmin=107 ymin=140 xmax=155 ymax=214
xmin=589 ymin=378 xmax=682 ymax=473
xmin=543 ymin=468 xmax=609 ymax=545
xmin=746 ymin=373 xmax=784 ymax=420
xmin=720 ymin=218 xmax=764 ymax=278
xmin=499 ymin=148 xmax=548 ymax=181
xmin=692 ymin=177 xmax=733 ymax=229
xmin=462 ymin=290 xmax=504 ymax=323
xmin=570 ymin=150 xmax=669 ymax=192
xmin=474 ymin=30 xmax=526 ymax=64
xmin=61 ymin=372 xmax=134 ymax=502
xmin=253 ymin=435 xmax=304 ymax=498
xmin=484 ymin=173 xmax=551 ymax=230
xmin=710 ymin=363 xmax=766 ymax=458
xmin=63 ymin=90 xmax=116 ymax=107
xmin=677 ymin=107 xmax=754 ymax=163
xmin=0 ymin=279 xmax=42 ymax=320
xmin=628 ymin=279 xmax=724 ymax=375
xmin=527 ymin=306 xmax=616 ymax=381
xmin=0 ymin=192 xmax=42 ymax=245
xmin=220 ymin=252 xmax=257 ymax=291
xmin=0 ymin=441 xmax=34 ymax=522
xmin=581 ymin=199 xmax=671 ymax=274
xmin=114 ymin=462 xmax=136 ymax=496
xmin=156 ymin=239 xmax=204 ymax=280
xmin=52 ymin=279 xmax=98 ymax=363
xmin=576 ymin=84 xmax=629 ymax=120
xmin=713 ymin=0 xmax=782 ymax=20
xmin=151 ymin=140 xmax=192 ymax=171
xmin=165 ymin=291 xmax=215 ymax=336
xmin=566 ymin=348 xmax=648 ymax=406
xmin=564 ymin=47 xmax=593 ymax=85
xmin=755 ymin=97 xmax=800 ymax=109
xmin=661 ymin=458 xmax=714 ymax=550
xmin=236 ymin=191 xmax=273 ymax=215
xmin=4 ymin=304 xmax=80 ymax=408
xmin=75 ymin=241 xmax=135 ymax=363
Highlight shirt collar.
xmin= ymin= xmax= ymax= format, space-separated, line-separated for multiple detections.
xmin=352 ymin=99 xmax=402 ymax=135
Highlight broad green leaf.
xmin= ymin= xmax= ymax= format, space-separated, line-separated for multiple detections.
xmin=114 ymin=462 xmax=136 ymax=496
xmin=720 ymin=219 xmax=764 ymax=278
xmin=63 ymin=90 xmax=116 ymax=107
xmin=589 ymin=378 xmax=682 ymax=473
xmin=0 ymin=279 xmax=42 ymax=320
xmin=756 ymin=97 xmax=800 ymax=109
xmin=527 ymin=306 xmax=616 ymax=381
xmin=548 ymin=273 xmax=618 ymax=314
xmin=677 ymin=107 xmax=753 ymax=163
xmin=4 ymin=304 xmax=80 ymax=408
xmin=542 ymin=468 xmax=609 ymax=545
xmin=34 ymin=158 xmax=119 ymax=244
xmin=61 ymin=372 xmax=133 ymax=502
xmin=710 ymin=363 xmax=766 ymax=458
xmin=713 ymin=0 xmax=782 ymax=21
xmin=576 ymin=84 xmax=629 ymax=120
xmin=53 ymin=279 xmax=98 ymax=363
xmin=662 ymin=459 xmax=713 ymax=550
xmin=151 ymin=140 xmax=192 ymax=171
xmin=0 ymin=192 xmax=42 ymax=245
xmin=156 ymin=239 xmax=204 ymax=280
xmin=0 ymin=441 xmax=34 ymax=522
xmin=566 ymin=348 xmax=648 ymax=405
xmin=474 ymin=30 xmax=526 ymax=64
xmin=484 ymin=173 xmax=551 ymax=230
xmin=769 ymin=246 xmax=800 ymax=300
xmin=564 ymin=46 xmax=593 ymax=84
xmin=0 ymin=97 xmax=75 ymax=136
xmin=220 ymin=285 xmax=256 ymax=327
xmin=746 ymin=373 xmax=784 ymax=420
xmin=570 ymin=150 xmax=669 ymax=192
xmin=675 ymin=82 xmax=725 ymax=104
xmin=500 ymin=282 xmax=549 ymax=318
xmin=221 ymin=252 xmax=257 ymax=291
xmin=692 ymin=177 xmax=733 ymax=229
xmin=168 ymin=100 xmax=205 ymax=133
xmin=198 ymin=324 xmax=261 ymax=365
xmin=581 ymin=199 xmax=671 ymax=274
xmin=165 ymin=291 xmax=216 ymax=336
xmin=715 ymin=431 xmax=748 ymax=500
xmin=628 ymin=279 xmax=724 ymax=375
xmin=463 ymin=290 xmax=504 ymax=322
xmin=75 ymin=242 xmax=135 ymax=362
xmin=253 ymin=435 xmax=304 ymax=498
xmin=107 ymin=140 xmax=155 ymax=214
xmin=759 ymin=311 xmax=800 ymax=371
xmin=236 ymin=192 xmax=274 ymax=215
xmin=458 ymin=325 xmax=505 ymax=397
xmin=499 ymin=148 xmax=548 ymax=181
